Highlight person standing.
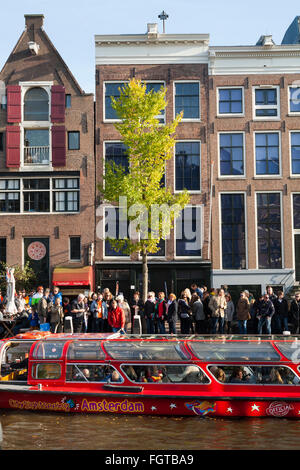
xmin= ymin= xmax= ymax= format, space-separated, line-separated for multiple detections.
xmin=37 ymin=288 xmax=51 ymax=325
xmin=257 ymin=293 xmax=275 ymax=334
xmin=49 ymin=296 xmax=64 ymax=333
xmin=144 ymin=292 xmax=156 ymax=334
xmin=208 ymin=288 xmax=227 ymax=334
xmin=71 ymin=294 xmax=86 ymax=333
xmin=116 ymin=294 xmax=131 ymax=333
xmin=130 ymin=291 xmax=145 ymax=334
xmin=224 ymin=293 xmax=235 ymax=334
xmin=273 ymin=291 xmax=289 ymax=333
xmin=107 ymin=299 xmax=125 ymax=333
xmin=290 ymin=292 xmax=300 ymax=334
xmin=167 ymin=293 xmax=178 ymax=334
xmin=191 ymin=294 xmax=205 ymax=334
xmin=178 ymin=292 xmax=192 ymax=334
xmin=155 ymin=292 xmax=167 ymax=334
xmin=236 ymin=291 xmax=250 ymax=335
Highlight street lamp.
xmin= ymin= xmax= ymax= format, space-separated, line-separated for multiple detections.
xmin=158 ymin=11 xmax=169 ymax=34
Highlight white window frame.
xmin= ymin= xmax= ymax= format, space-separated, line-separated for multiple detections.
xmin=253 ymin=85 xmax=280 ymax=121
xmin=217 ymin=86 xmax=245 ymax=118
xmin=288 ymin=85 xmax=300 ymax=115
xmin=289 ymin=130 xmax=300 ymax=177
xmin=102 ymin=205 xmax=131 ymax=261
xmin=254 ymin=191 xmax=284 ymax=270
xmin=253 ymin=130 xmax=282 ymax=178
xmin=218 ymin=131 xmax=246 ymax=179
xmin=291 ymin=192 xmax=300 ymax=281
xmin=174 ymin=204 xmax=203 ymax=260
xmin=173 ymin=80 xmax=201 ymax=122
xmin=218 ymin=192 xmax=248 ymax=271
xmin=174 ymin=140 xmax=201 ymax=194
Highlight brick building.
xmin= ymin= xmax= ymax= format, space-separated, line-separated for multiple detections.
xmin=94 ymin=24 xmax=212 ymax=298
xmin=209 ymin=19 xmax=300 ymax=299
xmin=0 ymin=15 xmax=95 ymax=293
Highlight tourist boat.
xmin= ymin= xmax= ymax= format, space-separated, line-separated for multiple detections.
xmin=0 ymin=332 xmax=300 ymax=418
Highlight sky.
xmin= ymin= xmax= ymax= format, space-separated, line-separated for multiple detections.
xmin=0 ymin=0 xmax=299 ymax=94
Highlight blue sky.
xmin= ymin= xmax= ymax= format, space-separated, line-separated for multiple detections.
xmin=0 ymin=0 xmax=299 ymax=94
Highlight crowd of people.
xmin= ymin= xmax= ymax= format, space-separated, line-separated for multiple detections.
xmin=0 ymin=282 xmax=300 ymax=337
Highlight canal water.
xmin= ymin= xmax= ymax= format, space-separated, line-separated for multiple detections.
xmin=0 ymin=411 xmax=299 ymax=450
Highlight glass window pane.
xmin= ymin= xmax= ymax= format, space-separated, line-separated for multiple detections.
xmin=66 ymin=364 xmax=121 ymax=383
xmin=104 ymin=340 xmax=191 ymax=361
xmin=67 ymin=341 xmax=106 ymax=360
xmin=189 ymin=341 xmax=280 ymax=361
xmin=122 ymin=364 xmax=209 ymax=384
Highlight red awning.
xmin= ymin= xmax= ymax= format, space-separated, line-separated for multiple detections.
xmin=52 ymin=266 xmax=93 ymax=288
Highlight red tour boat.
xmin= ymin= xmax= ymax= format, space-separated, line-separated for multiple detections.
xmin=0 ymin=332 xmax=300 ymax=418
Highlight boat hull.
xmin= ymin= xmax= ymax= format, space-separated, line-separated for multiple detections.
xmin=0 ymin=389 xmax=299 ymax=418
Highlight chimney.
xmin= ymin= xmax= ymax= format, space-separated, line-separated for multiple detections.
xmin=147 ymin=23 xmax=159 ymax=39
xmin=25 ymin=14 xmax=44 ymax=31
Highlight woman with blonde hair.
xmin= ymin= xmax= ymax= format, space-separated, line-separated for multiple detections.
xmin=167 ymin=293 xmax=178 ymax=334
xmin=208 ymin=288 xmax=227 ymax=334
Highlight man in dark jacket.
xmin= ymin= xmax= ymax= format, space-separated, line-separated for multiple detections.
xmin=290 ymin=292 xmax=300 ymax=334
xmin=273 ymin=291 xmax=289 ymax=333
xmin=257 ymin=294 xmax=275 ymax=334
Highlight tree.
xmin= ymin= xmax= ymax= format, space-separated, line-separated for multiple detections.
xmin=0 ymin=261 xmax=36 ymax=293
xmin=98 ymin=79 xmax=190 ymax=301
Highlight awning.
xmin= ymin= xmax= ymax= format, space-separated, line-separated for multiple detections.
xmin=52 ymin=266 xmax=94 ymax=288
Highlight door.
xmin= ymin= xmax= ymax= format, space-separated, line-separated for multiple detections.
xmin=295 ymin=235 xmax=300 ymax=283
xmin=24 ymin=238 xmax=50 ymax=287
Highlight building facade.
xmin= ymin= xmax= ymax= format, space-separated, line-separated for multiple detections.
xmin=209 ymin=24 xmax=300 ymax=299
xmin=95 ymin=24 xmax=212 ymax=299
xmin=0 ymin=15 xmax=95 ymax=294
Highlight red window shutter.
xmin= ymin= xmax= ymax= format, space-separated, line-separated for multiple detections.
xmin=52 ymin=126 xmax=66 ymax=167
xmin=51 ymin=85 xmax=65 ymax=123
xmin=6 ymin=85 xmax=21 ymax=123
xmin=6 ymin=126 xmax=20 ymax=167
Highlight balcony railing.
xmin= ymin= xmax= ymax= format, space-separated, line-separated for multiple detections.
xmin=24 ymin=146 xmax=50 ymax=165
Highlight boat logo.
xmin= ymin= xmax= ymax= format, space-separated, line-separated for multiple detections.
xmin=185 ymin=400 xmax=216 ymax=416
xmin=266 ymin=402 xmax=294 ymax=417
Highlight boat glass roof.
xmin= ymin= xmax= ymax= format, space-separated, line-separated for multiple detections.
xmin=103 ymin=340 xmax=191 ymax=361
xmin=188 ymin=341 xmax=281 ymax=362
xmin=274 ymin=340 xmax=300 ymax=362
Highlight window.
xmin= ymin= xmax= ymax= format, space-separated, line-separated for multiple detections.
xmin=255 ymin=132 xmax=280 ymax=175
xmin=218 ymin=88 xmax=243 ymax=115
xmin=66 ymin=364 xmax=122 ymax=383
xmin=104 ymin=82 xmax=126 ymax=120
xmin=293 ymin=194 xmax=300 ymax=229
xmin=32 ymin=363 xmax=61 ymax=380
xmin=104 ymin=207 xmax=129 ymax=257
xmin=175 ymin=206 xmax=202 ymax=257
xmin=70 ymin=236 xmax=81 ymax=261
xmin=122 ymin=364 xmax=209 ymax=384
xmin=0 ymin=133 xmax=3 ymax=152
xmin=0 ymin=179 xmax=20 ymax=213
xmin=67 ymin=341 xmax=106 ymax=360
xmin=189 ymin=341 xmax=280 ymax=361
xmin=289 ymin=87 xmax=300 ymax=113
xmin=65 ymin=94 xmax=71 ymax=108
xmin=175 ymin=142 xmax=201 ymax=191
xmin=24 ymin=87 xmax=49 ymax=121
xmin=291 ymin=132 xmax=300 ymax=175
xmin=148 ymin=239 xmax=166 ymax=257
xmin=257 ymin=193 xmax=282 ymax=269
xmin=68 ymin=132 xmax=80 ymax=150
xmin=219 ymin=133 xmax=244 ymax=176
xmin=33 ymin=341 xmax=64 ymax=360
xmin=221 ymin=194 xmax=246 ymax=269
xmin=24 ymin=129 xmax=50 ymax=165
xmin=209 ymin=365 xmax=299 ymax=385
xmin=53 ymin=178 xmax=80 ymax=212
xmin=145 ymin=82 xmax=165 ymax=123
xmin=0 ymin=238 xmax=6 ymax=264
xmin=23 ymin=178 xmax=50 ymax=212
xmin=254 ymin=87 xmax=279 ymax=118
xmin=105 ymin=142 xmax=129 ymax=174
xmin=104 ymin=341 xmax=190 ymax=361
xmin=174 ymin=82 xmax=200 ymax=120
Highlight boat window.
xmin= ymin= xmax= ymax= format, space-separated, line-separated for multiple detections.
xmin=32 ymin=363 xmax=61 ymax=380
xmin=274 ymin=341 xmax=300 ymax=362
xmin=67 ymin=341 xmax=106 ymax=360
xmin=66 ymin=364 xmax=122 ymax=383
xmin=209 ymin=365 xmax=300 ymax=385
xmin=0 ymin=341 xmax=34 ymax=382
xmin=104 ymin=341 xmax=190 ymax=361
xmin=189 ymin=341 xmax=280 ymax=361
xmin=121 ymin=365 xmax=209 ymax=384
xmin=32 ymin=341 xmax=65 ymax=360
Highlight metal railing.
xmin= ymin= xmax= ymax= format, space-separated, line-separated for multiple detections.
xmin=24 ymin=146 xmax=50 ymax=165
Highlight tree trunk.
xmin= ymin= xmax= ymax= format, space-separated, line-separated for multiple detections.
xmin=142 ymin=247 xmax=148 ymax=303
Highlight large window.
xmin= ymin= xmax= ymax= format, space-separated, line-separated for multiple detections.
xmin=104 ymin=82 xmax=126 ymax=120
xmin=257 ymin=193 xmax=282 ymax=269
xmin=219 ymin=133 xmax=244 ymax=176
xmin=289 ymin=86 xmax=300 ymax=113
xmin=122 ymin=364 xmax=209 ymax=384
xmin=105 ymin=142 xmax=129 ymax=174
xmin=145 ymin=82 xmax=165 ymax=123
xmin=0 ymin=238 xmax=6 ymax=264
xmin=254 ymin=87 xmax=279 ymax=118
xmin=24 ymin=129 xmax=49 ymax=165
xmin=189 ymin=340 xmax=280 ymax=361
xmin=255 ymin=132 xmax=280 ymax=175
xmin=24 ymin=87 xmax=49 ymax=121
xmin=23 ymin=179 xmax=50 ymax=212
xmin=293 ymin=194 xmax=300 ymax=229
xmin=175 ymin=206 xmax=202 ymax=257
xmin=218 ymin=88 xmax=243 ymax=115
xmin=104 ymin=207 xmax=129 ymax=257
xmin=175 ymin=142 xmax=201 ymax=191
xmin=174 ymin=82 xmax=200 ymax=120
xmin=66 ymin=364 xmax=122 ymax=383
xmin=53 ymin=178 xmax=80 ymax=212
xmin=68 ymin=131 xmax=80 ymax=150
xmin=70 ymin=236 xmax=81 ymax=261
xmin=0 ymin=179 xmax=20 ymax=213
xmin=291 ymin=132 xmax=300 ymax=175
xmin=221 ymin=194 xmax=246 ymax=269
xmin=104 ymin=340 xmax=190 ymax=361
